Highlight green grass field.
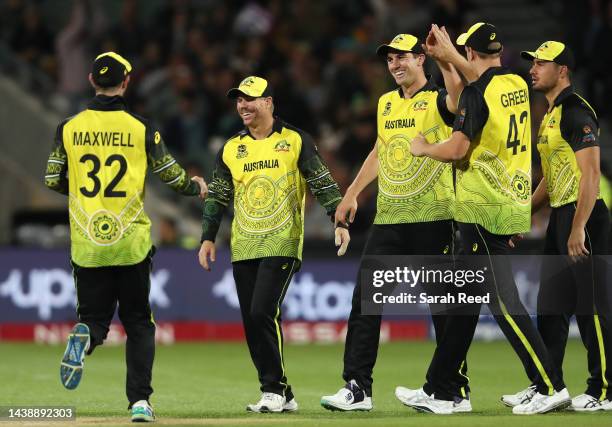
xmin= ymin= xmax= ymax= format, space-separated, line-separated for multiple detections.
xmin=0 ymin=340 xmax=610 ymax=426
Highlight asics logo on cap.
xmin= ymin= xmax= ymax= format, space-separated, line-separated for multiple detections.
xmin=100 ymin=66 xmax=108 ymax=75
xmin=490 ymin=33 xmax=496 ymax=40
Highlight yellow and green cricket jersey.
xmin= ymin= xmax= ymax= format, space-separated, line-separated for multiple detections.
xmin=375 ymin=80 xmax=455 ymax=224
xmin=45 ymin=95 xmax=199 ymax=267
xmin=202 ymin=119 xmax=342 ymax=262
xmin=453 ymin=67 xmax=532 ymax=235
xmin=536 ymin=86 xmax=600 ymax=207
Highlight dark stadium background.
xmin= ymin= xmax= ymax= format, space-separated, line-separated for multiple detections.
xmin=0 ymin=0 xmax=611 ymax=343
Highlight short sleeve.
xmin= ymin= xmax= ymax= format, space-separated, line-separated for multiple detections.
xmin=452 ymin=86 xmax=489 ymax=140
xmin=560 ymin=105 xmax=599 ymax=152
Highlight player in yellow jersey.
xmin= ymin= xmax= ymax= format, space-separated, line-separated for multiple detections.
xmin=45 ymin=52 xmax=207 ymax=422
xmin=501 ymin=41 xmax=612 ymax=412
xmin=404 ymin=23 xmax=570 ymax=414
xmin=319 ymin=33 xmax=470 ymax=412
xmin=198 ymin=76 xmax=348 ymax=413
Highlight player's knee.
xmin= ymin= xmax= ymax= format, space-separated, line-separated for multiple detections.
xmin=249 ymin=308 xmax=274 ymax=324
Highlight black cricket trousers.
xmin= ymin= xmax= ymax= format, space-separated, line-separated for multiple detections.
xmin=342 ymin=220 xmax=469 ymax=397
xmin=72 ymin=249 xmax=155 ymax=407
xmin=537 ymin=199 xmax=611 ymax=400
xmin=423 ymin=223 xmax=565 ymax=400
xmin=232 ymin=256 xmax=300 ymax=400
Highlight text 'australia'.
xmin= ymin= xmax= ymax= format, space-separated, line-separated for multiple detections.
xmin=243 ymin=159 xmax=279 ymax=172
xmin=384 ymin=118 xmax=415 ymax=129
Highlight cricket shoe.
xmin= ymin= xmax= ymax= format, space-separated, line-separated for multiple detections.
xmin=501 ymin=385 xmax=537 ymax=407
xmin=246 ymin=392 xmax=285 ymax=413
xmin=283 ymin=398 xmax=298 ymax=412
xmin=396 ymin=387 xmax=471 ymax=414
xmin=570 ymin=393 xmax=607 ymax=411
xmin=320 ymin=380 xmax=373 ymax=411
xmin=60 ymin=323 xmax=90 ymax=390
xmin=512 ymin=388 xmax=571 ymax=414
xmin=131 ymin=400 xmax=155 ymax=422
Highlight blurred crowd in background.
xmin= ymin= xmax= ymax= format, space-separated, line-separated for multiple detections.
xmin=1 ymin=0 xmax=611 ymax=247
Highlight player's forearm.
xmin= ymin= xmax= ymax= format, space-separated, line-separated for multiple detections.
xmin=300 ymin=155 xmax=342 ymax=214
xmin=437 ymin=61 xmax=463 ymax=113
xmin=531 ymin=178 xmax=549 ymax=214
xmin=346 ymin=146 xmax=378 ymax=198
xmin=201 ymin=199 xmax=226 ymax=243
xmin=150 ymin=154 xmax=199 ymax=195
xmin=422 ymin=134 xmax=469 ymax=162
xmin=572 ymin=169 xmax=599 ymax=230
xmin=44 ymin=151 xmax=69 ymax=195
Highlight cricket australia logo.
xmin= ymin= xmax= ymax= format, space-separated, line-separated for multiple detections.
xmin=382 ymin=101 xmax=392 ymax=116
xmin=391 ymin=35 xmax=404 ymax=44
xmin=240 ymin=77 xmax=255 ymax=87
xmin=237 ymin=144 xmax=248 ymax=159
xmin=547 ymin=117 xmax=556 ymax=128
xmin=274 ymin=140 xmax=291 ymax=152
xmin=413 ymin=100 xmax=428 ymax=111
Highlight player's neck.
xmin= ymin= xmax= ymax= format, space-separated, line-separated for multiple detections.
xmin=248 ymin=115 xmax=274 ymax=140
xmin=401 ymin=74 xmax=428 ymax=99
xmin=545 ymin=81 xmax=571 ymax=111
xmin=474 ymin=59 xmax=501 ymax=78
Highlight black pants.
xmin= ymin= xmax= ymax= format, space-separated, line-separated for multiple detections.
xmin=342 ymin=220 xmax=467 ymax=397
xmin=232 ymin=256 xmax=300 ymax=399
xmin=423 ymin=223 xmax=565 ymax=400
xmin=537 ymin=199 xmax=611 ymax=400
xmin=72 ymin=249 xmax=155 ymax=407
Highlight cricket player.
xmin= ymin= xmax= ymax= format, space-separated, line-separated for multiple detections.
xmin=45 ymin=52 xmax=207 ymax=422
xmin=501 ymin=41 xmax=611 ymax=412
xmin=400 ymin=23 xmax=570 ymax=414
xmin=198 ymin=76 xmax=349 ymax=413
xmin=319 ymin=33 xmax=470 ymax=412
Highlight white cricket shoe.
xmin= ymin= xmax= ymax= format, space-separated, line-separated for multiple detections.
xmin=320 ymin=380 xmax=373 ymax=411
xmin=501 ymin=385 xmax=537 ymax=407
xmin=246 ymin=392 xmax=285 ymax=413
xmin=512 ymin=388 xmax=571 ymax=414
xmin=601 ymin=399 xmax=612 ymax=410
xmin=570 ymin=393 xmax=606 ymax=411
xmin=283 ymin=398 xmax=298 ymax=412
xmin=131 ymin=400 xmax=155 ymax=422
xmin=396 ymin=387 xmax=471 ymax=414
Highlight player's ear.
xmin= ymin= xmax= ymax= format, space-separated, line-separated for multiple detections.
xmin=88 ymin=73 xmax=96 ymax=89
xmin=122 ymin=75 xmax=131 ymax=90
xmin=416 ymin=53 xmax=426 ymax=66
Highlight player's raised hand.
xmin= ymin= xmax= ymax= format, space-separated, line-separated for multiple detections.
xmin=335 ymin=227 xmax=350 ymax=257
xmin=191 ymin=176 xmax=209 ymax=199
xmin=334 ymin=195 xmax=358 ymax=227
xmin=410 ymin=133 xmax=428 ymax=157
xmin=427 ymin=24 xmax=459 ymax=63
xmin=198 ymin=240 xmax=216 ymax=271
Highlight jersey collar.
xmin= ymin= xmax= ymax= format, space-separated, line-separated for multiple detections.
xmin=241 ymin=117 xmax=284 ymax=139
xmin=87 ymin=95 xmax=129 ymax=111
xmin=396 ymin=75 xmax=437 ymax=99
xmin=552 ymin=85 xmax=574 ymax=107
